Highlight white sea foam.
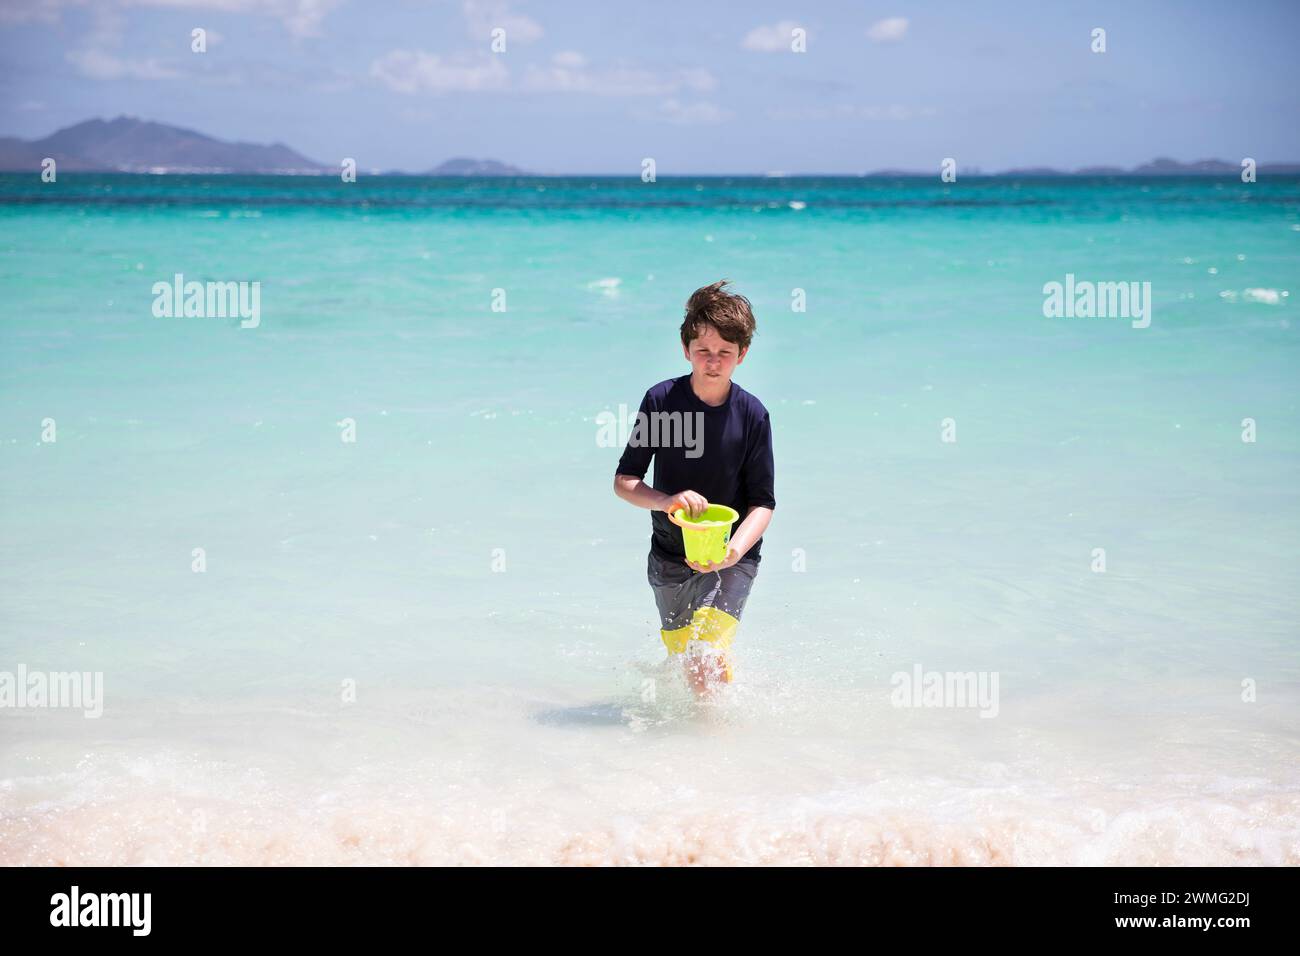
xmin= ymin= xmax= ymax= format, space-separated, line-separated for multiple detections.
xmin=586 ymin=277 xmax=621 ymax=297
xmin=1220 ymin=287 xmax=1287 ymax=304
xmin=2 ymin=749 xmax=1296 ymax=865
xmin=3 ymin=676 xmax=1298 ymax=866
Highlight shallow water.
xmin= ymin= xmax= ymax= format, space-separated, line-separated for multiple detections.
xmin=1 ymin=174 xmax=1297 ymax=864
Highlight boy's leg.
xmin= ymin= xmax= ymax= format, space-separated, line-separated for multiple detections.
xmin=648 ymin=551 xmax=758 ymax=688
xmin=673 ymin=603 xmax=738 ymax=683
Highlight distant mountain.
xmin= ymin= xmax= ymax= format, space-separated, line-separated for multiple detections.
xmin=0 ymin=136 xmax=97 ymax=171
xmin=1129 ymin=158 xmax=1300 ymax=174
xmin=0 ymin=117 xmax=527 ymax=174
xmin=1 ymin=118 xmax=1296 ymax=176
xmin=999 ymin=166 xmax=1070 ymax=177
xmin=425 ymin=157 xmax=528 ymax=176
xmin=864 ymin=157 xmax=1300 ymax=177
xmin=1130 ymin=157 xmax=1237 ymax=175
xmin=0 ymin=116 xmax=327 ymax=173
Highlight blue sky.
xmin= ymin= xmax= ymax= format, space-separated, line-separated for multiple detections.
xmin=1 ymin=0 xmax=1297 ymax=173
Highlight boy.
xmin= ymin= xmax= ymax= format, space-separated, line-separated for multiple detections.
xmin=613 ymin=280 xmax=775 ymax=696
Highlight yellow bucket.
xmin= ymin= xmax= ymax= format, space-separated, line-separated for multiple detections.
xmin=671 ymin=504 xmax=740 ymax=565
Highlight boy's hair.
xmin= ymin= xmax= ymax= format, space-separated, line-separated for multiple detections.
xmin=680 ymin=279 xmax=756 ymax=351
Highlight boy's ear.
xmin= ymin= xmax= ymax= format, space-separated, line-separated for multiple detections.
xmin=682 ymin=342 xmax=692 ymax=361
xmin=736 ymin=346 xmax=748 ymax=364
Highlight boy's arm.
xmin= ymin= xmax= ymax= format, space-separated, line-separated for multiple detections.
xmin=729 ymin=505 xmax=773 ymax=557
xmin=613 ymin=474 xmax=670 ymax=510
xmin=614 ymin=475 xmax=708 ymax=518
xmin=734 ymin=409 xmax=776 ymax=555
xmin=615 ymin=389 xmax=710 ymax=514
xmin=613 ymin=389 xmax=655 ymax=483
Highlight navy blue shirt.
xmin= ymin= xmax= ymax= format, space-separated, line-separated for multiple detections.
xmin=615 ymin=374 xmax=776 ymax=562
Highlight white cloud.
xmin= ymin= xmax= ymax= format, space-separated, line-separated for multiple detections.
xmin=866 ymin=17 xmax=908 ymax=43
xmin=370 ymin=50 xmax=510 ymax=94
xmin=766 ymin=103 xmax=935 ymax=122
xmin=520 ymin=55 xmax=715 ymax=96
xmin=742 ymin=21 xmax=804 ymax=53
xmin=552 ymin=50 xmax=585 ymax=69
xmin=2 ymin=0 xmax=343 ymax=38
xmin=85 ymin=5 xmax=124 ymax=46
xmin=66 ymin=49 xmax=179 ymax=80
xmin=142 ymin=0 xmax=344 ymax=39
xmin=0 ymin=0 xmax=82 ymax=24
xmin=274 ymin=0 xmax=342 ymax=39
xmin=655 ymin=99 xmax=730 ymax=125
xmin=369 ymin=47 xmax=715 ymax=99
xmin=462 ymin=0 xmax=543 ymax=45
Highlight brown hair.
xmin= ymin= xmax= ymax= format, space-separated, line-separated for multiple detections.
xmin=680 ymin=279 xmax=756 ymax=351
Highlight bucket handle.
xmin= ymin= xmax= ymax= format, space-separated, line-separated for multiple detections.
xmin=666 ymin=507 xmax=691 ymax=529
xmin=668 ymin=506 xmax=733 ymax=529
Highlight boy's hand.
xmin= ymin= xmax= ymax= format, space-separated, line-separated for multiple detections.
xmin=686 ymin=543 xmax=743 ymax=574
xmin=663 ymin=490 xmax=708 ymax=520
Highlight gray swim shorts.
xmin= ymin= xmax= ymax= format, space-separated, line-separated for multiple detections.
xmin=646 ymin=550 xmax=759 ymax=673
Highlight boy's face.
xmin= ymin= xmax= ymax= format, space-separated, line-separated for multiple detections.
xmin=683 ymin=323 xmax=747 ymax=382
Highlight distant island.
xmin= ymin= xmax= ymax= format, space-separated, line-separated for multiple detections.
xmin=910 ymin=158 xmax=1300 ymax=177
xmin=1 ymin=116 xmax=1296 ymax=176
xmin=0 ymin=116 xmax=531 ymax=176
xmin=425 ymin=157 xmax=529 ymax=176
xmin=0 ymin=116 xmax=327 ymax=174
xmin=873 ymin=157 xmax=1300 ymax=176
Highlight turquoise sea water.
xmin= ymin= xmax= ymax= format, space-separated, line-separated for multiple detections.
xmin=1 ymin=173 xmax=1298 ymax=864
